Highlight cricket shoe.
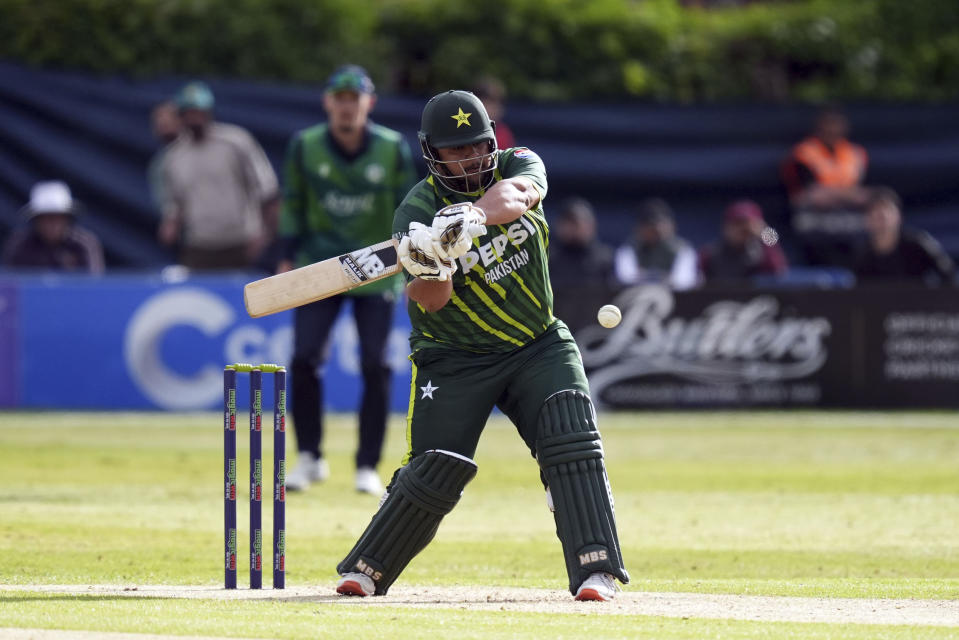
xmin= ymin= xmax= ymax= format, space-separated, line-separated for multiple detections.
xmin=574 ymin=572 xmax=618 ymax=602
xmin=336 ymin=572 xmax=375 ymax=597
xmin=355 ymin=466 xmax=384 ymax=496
xmin=285 ymin=452 xmax=329 ymax=491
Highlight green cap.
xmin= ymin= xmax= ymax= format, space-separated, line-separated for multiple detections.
xmin=176 ymin=81 xmax=215 ymax=111
xmin=324 ymin=65 xmax=375 ymax=95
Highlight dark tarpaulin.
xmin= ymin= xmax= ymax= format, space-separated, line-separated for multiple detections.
xmin=1 ymin=62 xmax=957 ymax=268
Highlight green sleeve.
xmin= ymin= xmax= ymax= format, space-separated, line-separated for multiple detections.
xmin=279 ymin=134 xmax=305 ymax=239
xmin=499 ymin=148 xmax=548 ymax=202
xmin=392 ymin=179 xmax=443 ymax=283
xmin=392 ymin=179 xmax=435 ymax=239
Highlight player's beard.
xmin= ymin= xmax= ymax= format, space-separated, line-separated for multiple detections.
xmin=442 ymin=157 xmax=494 ymax=193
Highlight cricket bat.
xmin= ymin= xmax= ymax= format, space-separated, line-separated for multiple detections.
xmin=244 ymin=238 xmax=400 ymax=318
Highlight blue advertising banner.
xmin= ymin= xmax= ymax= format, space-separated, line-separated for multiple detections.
xmin=0 ymin=281 xmax=18 ymax=407
xmin=3 ymin=273 xmax=413 ymax=411
xmin=6 ymin=273 xmax=956 ymax=410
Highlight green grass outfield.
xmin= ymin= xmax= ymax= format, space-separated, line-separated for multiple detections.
xmin=0 ymin=410 xmax=957 ymax=639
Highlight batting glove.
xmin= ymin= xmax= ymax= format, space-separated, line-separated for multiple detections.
xmin=398 ymin=221 xmax=457 ymax=281
xmin=430 ymin=203 xmax=487 ymax=261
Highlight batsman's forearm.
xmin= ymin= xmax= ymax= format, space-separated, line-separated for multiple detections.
xmin=407 ymin=278 xmax=452 ymax=313
xmin=476 ymin=178 xmax=540 ymax=225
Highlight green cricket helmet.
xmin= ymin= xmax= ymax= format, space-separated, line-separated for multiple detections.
xmin=418 ymin=90 xmax=498 ymax=194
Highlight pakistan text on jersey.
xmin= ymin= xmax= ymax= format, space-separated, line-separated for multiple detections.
xmin=482 ymin=249 xmax=530 ymax=285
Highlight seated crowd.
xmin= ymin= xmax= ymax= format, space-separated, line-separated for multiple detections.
xmin=551 ymin=104 xmax=955 ymax=293
xmin=2 ymin=92 xmax=955 ymax=291
xmin=549 ymin=183 xmax=955 ymax=295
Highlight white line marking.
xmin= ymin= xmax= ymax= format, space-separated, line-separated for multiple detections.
xmin=1 ymin=584 xmax=957 ymax=626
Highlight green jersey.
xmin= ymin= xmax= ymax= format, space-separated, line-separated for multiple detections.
xmin=280 ymin=122 xmax=417 ymax=295
xmin=393 ymin=147 xmax=554 ymax=353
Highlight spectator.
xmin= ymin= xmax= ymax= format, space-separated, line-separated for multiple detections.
xmin=549 ymin=198 xmax=616 ymax=332
xmin=614 ymin=198 xmax=698 ymax=290
xmin=699 ymin=199 xmax=787 ymax=285
xmin=782 ymin=106 xmax=871 ymax=267
xmin=147 ymin=101 xmax=181 ymax=217
xmin=472 ymin=76 xmax=517 ymax=150
xmin=279 ymin=65 xmax=418 ymax=496
xmin=1 ymin=181 xmax=104 ymax=274
xmin=854 ymin=187 xmax=955 ymax=286
xmin=158 ymin=81 xmax=279 ymax=270
xmin=549 ymin=197 xmax=615 ymax=289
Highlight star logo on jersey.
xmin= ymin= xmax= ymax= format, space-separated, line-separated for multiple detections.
xmin=451 ymin=108 xmax=472 ymax=128
xmin=420 ymin=380 xmax=439 ymax=400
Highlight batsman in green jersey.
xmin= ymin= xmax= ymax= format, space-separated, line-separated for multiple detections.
xmin=278 ymin=65 xmax=417 ymax=496
xmin=336 ymin=90 xmax=629 ymax=601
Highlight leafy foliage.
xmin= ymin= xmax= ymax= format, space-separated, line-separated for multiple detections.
xmin=0 ymin=0 xmax=955 ymax=101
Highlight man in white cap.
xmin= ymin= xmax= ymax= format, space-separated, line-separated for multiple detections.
xmin=1 ymin=181 xmax=104 ymax=273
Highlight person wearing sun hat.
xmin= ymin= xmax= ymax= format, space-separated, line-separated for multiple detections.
xmin=1 ymin=180 xmax=104 ymax=273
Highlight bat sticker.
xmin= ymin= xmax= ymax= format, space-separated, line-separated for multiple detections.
xmin=339 ymin=244 xmax=397 ymax=283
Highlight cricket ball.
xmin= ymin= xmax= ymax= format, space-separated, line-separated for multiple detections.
xmin=597 ymin=304 xmax=622 ymax=329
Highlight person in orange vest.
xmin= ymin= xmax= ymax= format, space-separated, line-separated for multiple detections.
xmin=782 ymin=106 xmax=873 ymax=267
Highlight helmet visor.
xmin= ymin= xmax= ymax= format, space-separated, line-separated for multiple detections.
xmin=423 ymin=139 xmax=498 ymax=194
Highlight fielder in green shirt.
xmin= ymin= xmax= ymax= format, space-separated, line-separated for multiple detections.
xmin=336 ymin=90 xmax=630 ymax=602
xmin=278 ymin=65 xmax=417 ymax=497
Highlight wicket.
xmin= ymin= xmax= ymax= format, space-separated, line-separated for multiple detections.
xmin=223 ymin=363 xmax=286 ymax=590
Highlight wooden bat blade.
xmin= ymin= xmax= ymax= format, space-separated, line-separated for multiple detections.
xmin=244 ymin=238 xmax=400 ymax=318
